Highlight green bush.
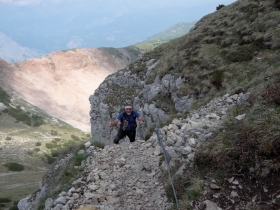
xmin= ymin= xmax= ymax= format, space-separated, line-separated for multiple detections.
xmin=32 ymin=115 xmax=44 ymax=127
xmin=216 ymin=4 xmax=225 ymax=10
xmin=0 ymin=198 xmax=11 ymax=203
xmin=45 ymin=143 xmax=56 ymax=149
xmin=72 ymin=153 xmax=91 ymax=166
xmin=34 ymin=148 xmax=40 ymax=152
xmin=3 ymin=163 xmax=24 ymax=171
xmin=5 ymin=137 xmax=12 ymax=141
xmin=51 ymin=149 xmax=60 ymax=157
xmin=71 ymin=135 xmax=80 ymax=141
xmin=211 ymin=70 xmax=224 ymax=90
xmin=0 ymin=87 xmax=10 ymax=105
xmin=92 ymin=141 xmax=105 ymax=149
xmin=36 ymin=142 xmax=41 ymax=146
xmin=7 ymin=107 xmax=31 ymax=126
xmin=45 ymin=154 xmax=56 ymax=164
xmin=50 ymin=130 xmax=58 ymax=136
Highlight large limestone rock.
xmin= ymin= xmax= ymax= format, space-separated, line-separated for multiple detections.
xmin=89 ymin=59 xmax=193 ymax=144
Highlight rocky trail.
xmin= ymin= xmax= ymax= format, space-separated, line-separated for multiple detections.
xmin=24 ymin=92 xmax=252 ymax=210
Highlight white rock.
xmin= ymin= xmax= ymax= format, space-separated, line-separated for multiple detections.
xmin=153 ymin=145 xmax=163 ymax=155
xmin=54 ymin=197 xmax=67 ymax=205
xmin=181 ymin=146 xmax=192 ymax=155
xmin=235 ymin=114 xmax=246 ymax=121
xmin=230 ymin=191 xmax=238 ymax=197
xmin=0 ymin=102 xmax=7 ymax=111
xmin=203 ymin=200 xmax=222 ymax=210
xmin=188 ymin=138 xmax=197 ymax=147
xmin=84 ymin=141 xmax=91 ymax=148
xmin=78 ymin=150 xmax=85 ymax=154
xmin=88 ymin=184 xmax=100 ymax=191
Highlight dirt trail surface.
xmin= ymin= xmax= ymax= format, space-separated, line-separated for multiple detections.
xmin=0 ymin=48 xmax=130 ymax=132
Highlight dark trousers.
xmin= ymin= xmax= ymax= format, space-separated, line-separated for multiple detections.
xmin=113 ymin=129 xmax=136 ymax=144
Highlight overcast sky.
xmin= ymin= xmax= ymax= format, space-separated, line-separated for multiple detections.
xmin=0 ymin=0 xmax=237 ymax=52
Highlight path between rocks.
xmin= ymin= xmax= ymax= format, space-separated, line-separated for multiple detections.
xmin=42 ymin=92 xmax=250 ymax=210
xmin=49 ymin=141 xmax=170 ymax=210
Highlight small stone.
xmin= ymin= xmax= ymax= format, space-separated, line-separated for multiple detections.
xmin=210 ymin=183 xmax=221 ymax=190
xmin=232 ymin=180 xmax=239 ymax=185
xmin=203 ymin=200 xmax=222 ymax=210
xmin=78 ymin=150 xmax=85 ymax=154
xmin=235 ymin=114 xmax=246 ymax=121
xmin=54 ymin=197 xmax=67 ymax=205
xmin=188 ymin=138 xmax=196 ymax=147
xmin=231 ymin=191 xmax=238 ymax=197
xmin=228 ymin=177 xmax=234 ymax=183
xmin=88 ymin=184 xmax=100 ymax=191
xmin=107 ymin=197 xmax=120 ymax=205
xmin=181 ymin=146 xmax=192 ymax=155
xmin=84 ymin=141 xmax=91 ymax=148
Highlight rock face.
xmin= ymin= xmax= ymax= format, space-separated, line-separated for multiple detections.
xmin=0 ymin=48 xmax=133 ymax=131
xmin=89 ymin=59 xmax=192 ymax=144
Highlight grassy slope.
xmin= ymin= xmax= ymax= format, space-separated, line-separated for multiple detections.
xmin=0 ymin=87 xmax=89 ymax=209
xmin=126 ymin=0 xmax=280 ymax=112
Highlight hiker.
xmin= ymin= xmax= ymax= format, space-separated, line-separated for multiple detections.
xmin=109 ymin=104 xmax=144 ymax=144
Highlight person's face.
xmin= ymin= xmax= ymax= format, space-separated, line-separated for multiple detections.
xmin=125 ymin=108 xmax=132 ymax=115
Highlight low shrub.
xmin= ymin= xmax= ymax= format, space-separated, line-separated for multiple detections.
xmin=0 ymin=198 xmax=11 ymax=203
xmin=45 ymin=154 xmax=56 ymax=165
xmin=5 ymin=137 xmax=12 ymax=140
xmin=216 ymin=4 xmax=225 ymax=10
xmin=71 ymin=134 xmax=80 ymax=141
xmin=92 ymin=141 xmax=105 ymax=149
xmin=0 ymin=87 xmax=10 ymax=105
xmin=34 ymin=148 xmax=40 ymax=152
xmin=36 ymin=142 xmax=41 ymax=146
xmin=3 ymin=163 xmax=24 ymax=171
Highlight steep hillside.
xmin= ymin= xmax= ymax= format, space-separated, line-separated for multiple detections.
xmin=0 ymin=47 xmax=137 ymax=132
xmin=0 ymin=87 xmax=88 ymax=209
xmin=90 ymin=0 xmax=280 ymax=144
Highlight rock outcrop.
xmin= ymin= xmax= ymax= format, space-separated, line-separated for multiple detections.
xmin=89 ymin=59 xmax=192 ymax=144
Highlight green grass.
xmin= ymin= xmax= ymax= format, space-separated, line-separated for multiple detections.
xmin=3 ymin=163 xmax=24 ymax=172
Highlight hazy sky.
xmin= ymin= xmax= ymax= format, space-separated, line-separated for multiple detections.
xmin=0 ymin=0 xmax=237 ymax=51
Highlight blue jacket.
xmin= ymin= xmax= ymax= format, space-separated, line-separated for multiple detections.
xmin=117 ymin=110 xmax=140 ymax=130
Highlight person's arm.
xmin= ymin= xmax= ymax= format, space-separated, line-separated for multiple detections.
xmin=137 ymin=116 xmax=145 ymax=125
xmin=109 ymin=119 xmax=119 ymax=127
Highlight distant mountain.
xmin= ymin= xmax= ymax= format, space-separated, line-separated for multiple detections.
xmin=0 ymin=31 xmax=44 ymax=62
xmin=126 ymin=22 xmax=195 ymax=54
xmin=0 ymin=47 xmax=137 ymax=132
xmin=147 ymin=22 xmax=195 ymax=41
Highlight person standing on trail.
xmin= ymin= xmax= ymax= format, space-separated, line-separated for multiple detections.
xmin=109 ymin=104 xmax=144 ymax=144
